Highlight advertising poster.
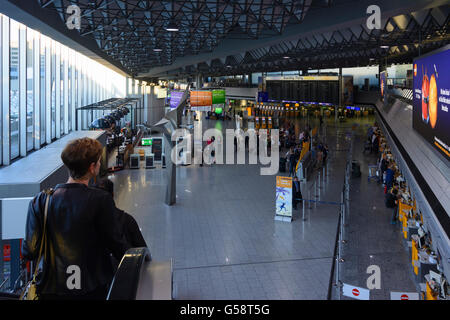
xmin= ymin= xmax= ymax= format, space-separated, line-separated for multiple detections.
xmin=275 ymin=176 xmax=292 ymax=220
xmin=380 ymin=71 xmax=387 ymax=102
xmin=170 ymin=90 xmax=184 ymax=109
xmin=342 ymin=76 xmax=354 ymax=105
xmin=413 ymin=46 xmax=450 ymax=160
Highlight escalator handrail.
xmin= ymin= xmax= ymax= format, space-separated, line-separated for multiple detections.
xmin=106 ymin=247 xmax=151 ymax=300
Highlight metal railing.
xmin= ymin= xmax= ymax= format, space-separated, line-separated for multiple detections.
xmin=326 ymin=131 xmax=354 ymax=300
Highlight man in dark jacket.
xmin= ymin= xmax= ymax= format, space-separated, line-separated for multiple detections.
xmin=385 ymin=163 xmax=395 ymax=191
xmin=23 ymin=138 xmax=129 ymax=300
xmin=292 ymin=176 xmax=303 ymax=210
xmin=93 ymin=178 xmax=147 ymax=249
xmin=288 ymin=147 xmax=297 ymax=177
xmin=386 ymin=185 xmax=400 ymax=224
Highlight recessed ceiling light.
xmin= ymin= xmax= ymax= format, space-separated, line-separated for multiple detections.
xmin=153 ymin=48 xmax=162 ymax=52
xmin=165 ymin=21 xmax=179 ymax=32
xmin=283 ymin=56 xmax=290 ymax=59
xmin=380 ymin=45 xmax=390 ymax=49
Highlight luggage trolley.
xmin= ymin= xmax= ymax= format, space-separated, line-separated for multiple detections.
xmin=367 ymin=164 xmax=379 ymax=182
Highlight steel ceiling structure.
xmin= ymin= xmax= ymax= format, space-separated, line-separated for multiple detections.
xmin=33 ymin=0 xmax=317 ymax=76
xmin=4 ymin=0 xmax=449 ymax=80
xmin=202 ymin=4 xmax=450 ymax=77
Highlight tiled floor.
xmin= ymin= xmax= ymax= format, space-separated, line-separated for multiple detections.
xmin=108 ymin=115 xmax=414 ymax=300
xmin=335 ymin=122 xmax=419 ymax=300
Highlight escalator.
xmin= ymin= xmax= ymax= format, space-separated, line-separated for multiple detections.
xmin=107 ymin=247 xmax=173 ymax=300
xmin=0 ymin=247 xmax=173 ymax=300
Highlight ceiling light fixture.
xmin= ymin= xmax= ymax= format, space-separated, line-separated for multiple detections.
xmin=380 ymin=45 xmax=390 ymax=49
xmin=165 ymin=21 xmax=179 ymax=32
xmin=153 ymin=48 xmax=162 ymax=52
xmin=283 ymin=56 xmax=290 ymax=59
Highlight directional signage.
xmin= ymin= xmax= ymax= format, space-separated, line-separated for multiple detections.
xmin=342 ymin=283 xmax=370 ymax=300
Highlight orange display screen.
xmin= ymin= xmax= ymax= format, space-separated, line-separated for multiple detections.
xmin=190 ymin=91 xmax=212 ymax=106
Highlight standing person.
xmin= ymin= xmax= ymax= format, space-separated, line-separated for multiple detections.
xmin=379 ymin=153 xmax=389 ymax=184
xmin=386 ymin=185 xmax=400 ymax=224
xmin=288 ymin=147 xmax=297 ymax=177
xmin=385 ymin=163 xmax=395 ymax=192
xmin=372 ymin=133 xmax=379 ymax=155
xmin=319 ymin=114 xmax=323 ymax=127
xmin=22 ymin=138 xmax=129 ymax=300
xmin=322 ymin=144 xmax=329 ymax=164
xmin=292 ymin=176 xmax=303 ymax=210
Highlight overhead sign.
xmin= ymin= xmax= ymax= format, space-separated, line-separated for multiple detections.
xmin=190 ymin=90 xmax=212 ymax=107
xmin=156 ymin=86 xmax=167 ymax=99
xmin=390 ymin=292 xmax=419 ymax=300
xmin=275 ymin=176 xmax=292 ymax=221
xmin=342 ymin=283 xmax=370 ymax=300
xmin=170 ymin=90 xmax=184 ymax=109
xmin=212 ymin=89 xmax=225 ymax=105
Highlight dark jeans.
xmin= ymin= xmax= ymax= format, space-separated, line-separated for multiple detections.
xmin=391 ymin=206 xmax=398 ymax=222
xmin=293 ymin=192 xmax=303 ymax=209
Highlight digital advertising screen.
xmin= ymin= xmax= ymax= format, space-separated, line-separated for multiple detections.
xmin=170 ymin=90 xmax=184 ymax=109
xmin=380 ymin=71 xmax=387 ymax=102
xmin=413 ymin=45 xmax=450 ymax=160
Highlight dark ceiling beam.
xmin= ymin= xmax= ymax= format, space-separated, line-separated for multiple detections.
xmin=142 ymin=0 xmax=443 ymax=78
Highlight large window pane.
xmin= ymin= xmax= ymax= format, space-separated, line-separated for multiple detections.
xmin=68 ymin=52 xmax=72 ymax=131
xmin=26 ymin=28 xmax=34 ymax=151
xmin=51 ymin=40 xmax=55 ymax=139
xmin=60 ymin=46 xmax=64 ymax=135
xmin=10 ymin=20 xmax=19 ymax=159
xmin=40 ymin=35 xmax=45 ymax=144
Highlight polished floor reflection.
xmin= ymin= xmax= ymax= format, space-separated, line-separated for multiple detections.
xmin=108 ymin=115 xmax=391 ymax=299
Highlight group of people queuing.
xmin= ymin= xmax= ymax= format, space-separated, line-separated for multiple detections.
xmin=278 ymin=120 xmax=330 ymax=212
xmin=368 ymin=122 xmax=403 ymax=224
xmin=22 ymin=137 xmax=147 ymax=300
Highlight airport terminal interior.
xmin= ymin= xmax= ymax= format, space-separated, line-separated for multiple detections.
xmin=0 ymin=0 xmax=449 ymax=301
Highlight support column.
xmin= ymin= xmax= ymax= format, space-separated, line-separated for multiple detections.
xmin=337 ymin=67 xmax=342 ymax=122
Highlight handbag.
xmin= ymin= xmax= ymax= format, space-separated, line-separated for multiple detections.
xmin=20 ymin=189 xmax=53 ymax=300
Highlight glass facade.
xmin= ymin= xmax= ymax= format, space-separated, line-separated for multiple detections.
xmin=0 ymin=14 xmax=127 ymax=166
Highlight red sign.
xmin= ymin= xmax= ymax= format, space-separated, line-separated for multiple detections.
xmin=401 ymin=294 xmax=409 ymax=300
xmin=352 ymin=289 xmax=360 ymax=296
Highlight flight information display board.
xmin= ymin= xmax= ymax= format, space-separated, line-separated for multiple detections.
xmin=266 ymin=79 xmax=339 ymax=104
xmin=413 ymin=45 xmax=450 ymax=160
